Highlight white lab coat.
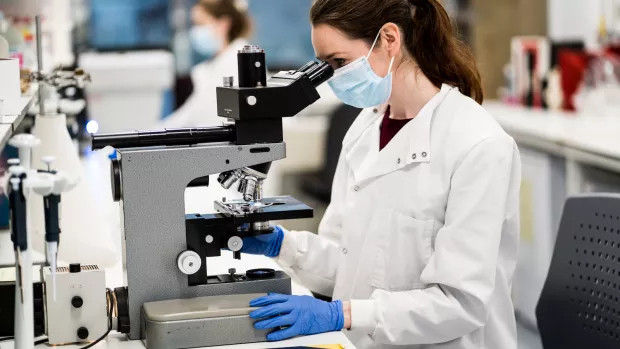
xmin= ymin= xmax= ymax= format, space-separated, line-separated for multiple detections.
xmin=277 ymin=85 xmax=521 ymax=349
xmin=157 ymin=39 xmax=249 ymax=128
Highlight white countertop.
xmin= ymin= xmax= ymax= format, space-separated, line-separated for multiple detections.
xmin=0 ymin=332 xmax=353 ymax=349
xmin=484 ymin=101 xmax=620 ymax=170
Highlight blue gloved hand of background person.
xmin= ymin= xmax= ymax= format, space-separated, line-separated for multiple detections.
xmin=239 ymin=226 xmax=284 ymax=257
xmin=250 ymin=294 xmax=344 ymax=341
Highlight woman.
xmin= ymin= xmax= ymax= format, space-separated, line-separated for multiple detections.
xmin=158 ymin=0 xmax=250 ymax=128
xmin=243 ymin=1 xmax=521 ymax=348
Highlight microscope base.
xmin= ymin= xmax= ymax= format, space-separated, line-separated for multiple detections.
xmin=141 ymin=294 xmax=270 ymax=349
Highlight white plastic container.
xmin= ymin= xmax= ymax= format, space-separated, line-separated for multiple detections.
xmin=0 ymin=57 xmax=20 ymax=114
xmin=79 ymin=50 xmax=174 ymax=133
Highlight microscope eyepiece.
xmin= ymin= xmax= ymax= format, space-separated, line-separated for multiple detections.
xmin=238 ymin=45 xmax=267 ymax=88
xmin=296 ymin=61 xmax=318 ymax=74
xmin=307 ymin=61 xmax=334 ymax=87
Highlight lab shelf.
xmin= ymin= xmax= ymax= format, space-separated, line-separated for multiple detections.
xmin=0 ymin=85 xmax=38 ymax=149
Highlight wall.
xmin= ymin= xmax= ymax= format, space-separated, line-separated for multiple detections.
xmin=547 ymin=0 xmax=613 ymax=48
xmin=472 ymin=0 xmax=547 ymax=99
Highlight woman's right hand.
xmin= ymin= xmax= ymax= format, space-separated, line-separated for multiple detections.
xmin=239 ymin=226 xmax=284 ymax=257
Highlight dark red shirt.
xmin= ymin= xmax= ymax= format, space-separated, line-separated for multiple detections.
xmin=379 ymin=106 xmax=412 ymax=150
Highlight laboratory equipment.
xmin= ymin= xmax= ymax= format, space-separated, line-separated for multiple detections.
xmin=536 ymin=194 xmax=620 ymax=348
xmin=79 ymin=50 xmax=174 ymax=133
xmin=43 ymin=263 xmax=108 ymax=345
xmin=7 ymin=163 xmax=33 ymax=349
xmin=3 ymin=130 xmax=79 ymax=348
xmin=91 ymin=46 xmax=333 ymax=348
xmin=25 ymin=17 xmax=117 ymax=268
xmin=6 ymin=134 xmax=39 ymax=349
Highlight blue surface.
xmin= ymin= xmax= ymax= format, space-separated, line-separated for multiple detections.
xmin=89 ymin=0 xmax=315 ymax=68
xmin=88 ymin=0 xmax=171 ymax=50
xmin=247 ymin=0 xmax=316 ymax=69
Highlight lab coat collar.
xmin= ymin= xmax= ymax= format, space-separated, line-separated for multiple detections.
xmin=344 ymin=84 xmax=455 ymax=184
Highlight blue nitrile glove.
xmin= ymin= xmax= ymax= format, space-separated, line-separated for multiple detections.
xmin=239 ymin=226 xmax=284 ymax=257
xmin=250 ymin=294 xmax=345 ymax=341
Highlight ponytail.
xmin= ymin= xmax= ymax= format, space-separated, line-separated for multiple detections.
xmin=408 ymin=0 xmax=483 ymax=103
xmin=311 ymin=0 xmax=484 ymax=104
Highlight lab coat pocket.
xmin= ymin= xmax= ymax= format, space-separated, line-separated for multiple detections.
xmin=371 ymin=209 xmax=435 ymax=291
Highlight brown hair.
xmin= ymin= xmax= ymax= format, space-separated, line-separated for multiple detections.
xmin=197 ymin=0 xmax=251 ymax=43
xmin=310 ymin=0 xmax=483 ymax=104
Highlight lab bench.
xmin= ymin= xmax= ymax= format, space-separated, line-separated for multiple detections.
xmin=0 ymin=233 xmax=356 ymax=349
xmin=484 ymin=101 xmax=620 ymax=331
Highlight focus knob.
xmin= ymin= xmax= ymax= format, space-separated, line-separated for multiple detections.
xmin=111 ymin=159 xmax=121 ymax=202
xmin=177 ymin=251 xmax=201 ymax=275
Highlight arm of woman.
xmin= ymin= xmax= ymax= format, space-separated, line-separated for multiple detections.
xmin=350 ymin=135 xmax=521 ymax=345
xmin=275 ymin=151 xmax=350 ymax=297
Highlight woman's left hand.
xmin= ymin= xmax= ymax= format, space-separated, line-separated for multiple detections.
xmin=250 ymin=294 xmax=345 ymax=341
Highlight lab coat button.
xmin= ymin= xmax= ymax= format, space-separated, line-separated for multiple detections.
xmin=353 ymin=186 xmax=360 ymax=192
xmin=342 ymin=248 xmax=348 ymax=255
xmin=412 ymin=153 xmax=417 ymax=160
xmin=422 ymin=152 xmax=428 ymax=158
xmin=397 ymin=158 xmax=401 ymax=164
xmin=373 ymin=108 xmax=379 ymax=113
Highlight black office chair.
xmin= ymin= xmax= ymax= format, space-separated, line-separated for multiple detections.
xmin=300 ymin=104 xmax=361 ymax=204
xmin=536 ymin=194 xmax=620 ymax=348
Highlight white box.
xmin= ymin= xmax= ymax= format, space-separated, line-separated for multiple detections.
xmin=79 ymin=51 xmax=174 ymax=133
xmin=0 ymin=58 xmax=21 ymax=115
xmin=43 ymin=265 xmax=108 ymax=345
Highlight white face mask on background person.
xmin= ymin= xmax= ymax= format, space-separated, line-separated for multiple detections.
xmin=189 ymin=25 xmax=223 ymax=57
xmin=327 ymin=29 xmax=396 ymax=108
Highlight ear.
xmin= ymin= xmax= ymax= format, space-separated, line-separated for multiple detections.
xmin=381 ymin=23 xmax=401 ymax=59
xmin=217 ymin=16 xmax=233 ymax=40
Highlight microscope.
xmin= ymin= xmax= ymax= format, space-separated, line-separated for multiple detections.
xmin=91 ymin=46 xmax=333 ymax=349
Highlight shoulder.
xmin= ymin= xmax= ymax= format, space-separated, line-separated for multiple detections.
xmin=433 ymin=89 xmax=518 ymax=167
xmin=436 ymin=89 xmax=508 ymax=143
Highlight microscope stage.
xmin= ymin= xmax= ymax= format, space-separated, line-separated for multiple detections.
xmin=188 ymin=196 xmax=313 ymax=225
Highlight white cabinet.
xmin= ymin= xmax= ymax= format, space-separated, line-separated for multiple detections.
xmin=512 ymin=146 xmax=566 ymax=327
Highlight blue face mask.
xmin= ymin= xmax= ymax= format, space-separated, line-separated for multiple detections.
xmin=190 ymin=25 xmax=223 ymax=58
xmin=328 ymin=30 xmax=396 ymax=109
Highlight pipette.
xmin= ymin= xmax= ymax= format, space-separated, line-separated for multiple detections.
xmin=41 ymin=156 xmax=61 ymax=301
xmin=8 ymin=167 xmax=27 ymax=303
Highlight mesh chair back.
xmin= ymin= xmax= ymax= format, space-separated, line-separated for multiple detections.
xmin=536 ymin=195 xmax=620 ymax=348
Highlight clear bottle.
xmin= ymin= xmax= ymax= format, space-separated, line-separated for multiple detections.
xmin=22 ymin=32 xmax=37 ymax=71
